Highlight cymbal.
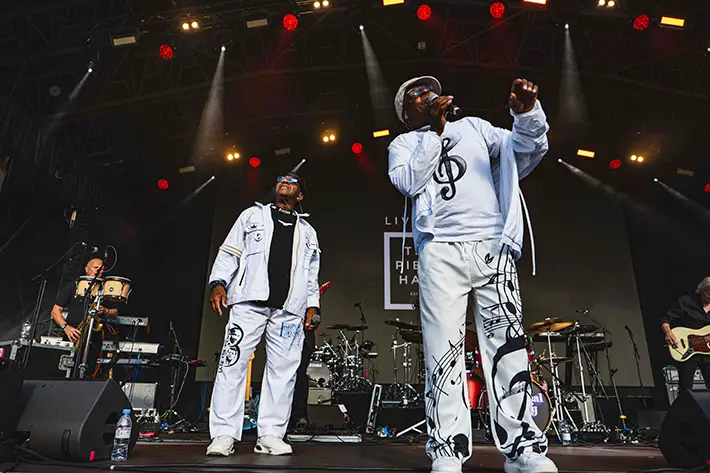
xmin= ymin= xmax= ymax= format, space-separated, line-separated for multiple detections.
xmin=346 ymin=325 xmax=368 ymax=331
xmin=464 ymin=329 xmax=478 ymax=352
xmin=325 ymin=323 xmax=352 ymax=330
xmin=537 ymin=356 xmax=574 ymax=364
xmin=401 ymin=329 xmax=423 ymax=344
xmin=526 ymin=318 xmax=574 ymax=335
xmin=385 ymin=319 xmax=419 ymax=331
xmin=561 ymin=323 xmax=598 ymax=335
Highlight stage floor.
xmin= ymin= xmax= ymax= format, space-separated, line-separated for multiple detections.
xmin=2 ymin=440 xmax=670 ymax=473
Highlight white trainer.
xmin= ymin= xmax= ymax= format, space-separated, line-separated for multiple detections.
xmin=431 ymin=457 xmax=463 ymax=473
xmin=206 ymin=435 xmax=235 ymax=456
xmin=254 ymin=435 xmax=293 ymax=455
xmin=504 ymin=451 xmax=558 ymax=473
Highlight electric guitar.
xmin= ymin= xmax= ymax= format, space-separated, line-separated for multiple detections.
xmin=667 ymin=325 xmax=710 ymax=362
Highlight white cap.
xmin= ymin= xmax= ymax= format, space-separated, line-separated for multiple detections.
xmin=393 ymin=76 xmax=442 ymax=125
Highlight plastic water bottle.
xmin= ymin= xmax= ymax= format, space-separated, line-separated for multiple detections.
xmin=559 ymin=420 xmax=572 ymax=445
xmin=111 ymin=409 xmax=132 ymax=462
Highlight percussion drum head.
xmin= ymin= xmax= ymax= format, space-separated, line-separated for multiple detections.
xmin=76 ymin=276 xmax=101 ymax=298
xmin=101 ymin=276 xmax=132 ymax=302
xmin=306 ymin=361 xmax=331 ymax=388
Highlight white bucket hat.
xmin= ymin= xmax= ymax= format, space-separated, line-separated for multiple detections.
xmin=393 ymin=75 xmax=442 ymax=126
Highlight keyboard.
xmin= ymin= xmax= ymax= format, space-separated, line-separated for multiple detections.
xmin=39 ymin=337 xmax=74 ymax=349
xmin=97 ymin=358 xmax=158 ymax=366
xmin=102 ymin=341 xmax=161 ymax=354
xmin=112 ymin=316 xmax=149 ymax=327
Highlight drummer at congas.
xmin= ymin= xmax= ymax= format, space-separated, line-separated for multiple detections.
xmin=50 ymin=257 xmax=119 ymax=343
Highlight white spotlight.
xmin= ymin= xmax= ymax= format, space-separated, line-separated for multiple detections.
xmin=557 ymin=158 xmax=562 ymax=163
xmin=654 ymin=178 xmax=658 ymax=183
xmin=221 ymin=45 xmax=226 ymax=52
xmin=88 ymin=67 xmax=93 ymax=73
xmin=359 ymin=24 xmax=364 ymax=31
xmin=564 ymin=23 xmax=569 ymax=30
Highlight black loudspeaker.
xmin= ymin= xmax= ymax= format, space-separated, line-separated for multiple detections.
xmin=17 ymin=379 xmax=138 ymax=461
xmin=308 ymin=405 xmax=350 ymax=430
xmin=659 ymin=390 xmax=710 ymax=468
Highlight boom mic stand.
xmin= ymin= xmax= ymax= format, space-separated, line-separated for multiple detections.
xmin=625 ymin=326 xmax=648 ymax=410
xmin=578 ymin=309 xmax=627 ymax=431
xmin=22 ymin=241 xmax=83 ymax=369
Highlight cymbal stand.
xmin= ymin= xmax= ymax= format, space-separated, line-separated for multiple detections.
xmin=75 ymin=282 xmax=103 ymax=379
xmin=570 ymin=327 xmax=591 ymax=424
xmin=543 ymin=329 xmax=564 ymax=429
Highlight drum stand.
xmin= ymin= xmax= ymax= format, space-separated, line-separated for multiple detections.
xmin=75 ymin=282 xmax=103 ymax=379
xmin=387 ymin=336 xmax=419 ymax=405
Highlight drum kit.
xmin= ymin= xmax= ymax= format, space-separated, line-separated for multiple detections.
xmin=471 ymin=317 xmax=614 ymax=441
xmin=306 ymin=322 xmax=377 ymax=393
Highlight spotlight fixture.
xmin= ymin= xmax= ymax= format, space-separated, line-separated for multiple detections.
xmin=637 ymin=156 xmax=644 ymax=163
xmin=609 ymin=159 xmax=622 ymax=169
xmin=577 ymin=149 xmax=595 ymax=158
xmin=522 ymin=0 xmax=547 ymax=5
xmin=323 ymin=136 xmax=330 ymax=143
xmin=417 ymin=4 xmax=432 ymax=21
xmin=329 ymin=134 xmax=335 ymax=141
xmin=221 ymin=45 xmax=226 ymax=52
xmin=383 ymin=0 xmax=405 ymax=5
xmin=182 ymin=22 xmax=190 ymax=30
xmin=157 ymin=179 xmax=169 ymax=190
xmin=283 ymin=14 xmax=298 ymax=31
xmin=159 ymin=44 xmax=174 ymax=60
xmin=630 ymin=155 xmax=637 ymax=161
xmin=321 ymin=131 xmax=336 ymax=143
xmin=633 ymin=14 xmax=650 ymax=31
xmin=227 ymin=153 xmax=234 ymax=161
xmin=88 ymin=67 xmax=94 ymax=73
xmin=373 ymin=129 xmax=390 ymax=138
xmin=660 ymin=16 xmax=685 ymax=28
xmin=564 ymin=23 xmax=569 ymax=30
xmin=191 ymin=21 xmax=199 ymax=29
xmin=653 ymin=178 xmax=658 ymax=183
xmin=608 ymin=0 xmax=616 ymax=6
xmin=314 ymin=1 xmax=321 ymax=7
xmin=323 ymin=0 xmax=330 ymax=5
xmin=352 ymin=142 xmax=363 ymax=154
xmin=489 ymin=2 xmax=505 ymax=19
xmin=249 ymin=157 xmax=261 ymax=168
xmin=704 ymin=183 xmax=710 ymax=193
xmin=359 ymin=24 xmax=365 ymax=31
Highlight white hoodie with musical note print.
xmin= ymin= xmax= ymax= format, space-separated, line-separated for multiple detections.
xmin=387 ymin=101 xmax=549 ymax=274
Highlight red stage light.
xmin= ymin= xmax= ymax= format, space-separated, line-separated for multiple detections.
xmin=417 ymin=4 xmax=432 ymax=21
xmin=249 ymin=157 xmax=261 ymax=168
xmin=159 ymin=44 xmax=174 ymax=60
xmin=283 ymin=14 xmax=298 ymax=31
xmin=633 ymin=14 xmax=649 ymax=31
xmin=704 ymin=183 xmax=710 ymax=193
xmin=157 ymin=179 xmax=169 ymax=190
xmin=490 ymin=2 xmax=505 ymax=19
xmin=609 ymin=159 xmax=622 ymax=170
xmin=352 ymin=142 xmax=363 ymax=154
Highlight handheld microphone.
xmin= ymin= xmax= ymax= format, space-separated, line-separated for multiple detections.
xmin=425 ymin=93 xmax=462 ymax=117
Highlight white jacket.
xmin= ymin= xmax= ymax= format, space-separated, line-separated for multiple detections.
xmin=209 ymin=202 xmax=321 ymax=317
xmin=388 ymin=101 xmax=549 ymax=274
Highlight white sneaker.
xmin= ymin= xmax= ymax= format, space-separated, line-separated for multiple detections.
xmin=254 ymin=435 xmax=293 ymax=455
xmin=504 ymin=451 xmax=558 ymax=473
xmin=431 ymin=457 xmax=463 ymax=473
xmin=206 ymin=435 xmax=235 ymax=456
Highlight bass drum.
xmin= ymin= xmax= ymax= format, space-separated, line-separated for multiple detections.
xmin=477 ymin=380 xmax=552 ymax=434
xmin=306 ymin=361 xmax=331 ymax=388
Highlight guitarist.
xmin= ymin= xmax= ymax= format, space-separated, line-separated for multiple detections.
xmin=662 ymin=277 xmax=710 ymax=391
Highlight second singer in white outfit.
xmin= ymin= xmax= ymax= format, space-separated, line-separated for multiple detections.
xmin=206 ymin=173 xmax=321 ymax=457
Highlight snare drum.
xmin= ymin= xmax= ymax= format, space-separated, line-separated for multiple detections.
xmin=75 ymin=276 xmax=101 ymax=298
xmin=101 ymin=276 xmax=132 ymax=303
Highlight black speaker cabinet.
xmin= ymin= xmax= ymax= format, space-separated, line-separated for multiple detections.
xmin=659 ymin=390 xmax=710 ymax=468
xmin=17 ymin=379 xmax=138 ymax=461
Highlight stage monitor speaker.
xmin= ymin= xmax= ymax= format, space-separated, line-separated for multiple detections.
xmin=17 ymin=379 xmax=138 ymax=461
xmin=308 ymin=404 xmax=349 ymax=430
xmin=658 ymin=390 xmax=710 ymax=468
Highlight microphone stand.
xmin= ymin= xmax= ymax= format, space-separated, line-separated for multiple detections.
xmin=22 ymin=241 xmax=83 ymax=369
xmin=626 ymin=327 xmax=648 ymax=410
xmin=355 ymin=303 xmax=367 ymax=377
xmin=75 ymin=264 xmax=104 ymax=379
xmin=578 ymin=309 xmax=627 ymax=431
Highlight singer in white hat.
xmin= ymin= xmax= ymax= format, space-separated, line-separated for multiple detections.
xmin=387 ymin=76 xmax=556 ymax=473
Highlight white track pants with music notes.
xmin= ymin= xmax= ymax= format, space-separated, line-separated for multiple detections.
xmin=418 ymin=239 xmax=548 ymax=463
xmin=209 ymin=302 xmax=304 ymax=441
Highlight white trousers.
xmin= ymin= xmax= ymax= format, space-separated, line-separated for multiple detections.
xmin=419 ymin=240 xmax=548 ymax=462
xmin=209 ymin=302 xmax=305 ymax=440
